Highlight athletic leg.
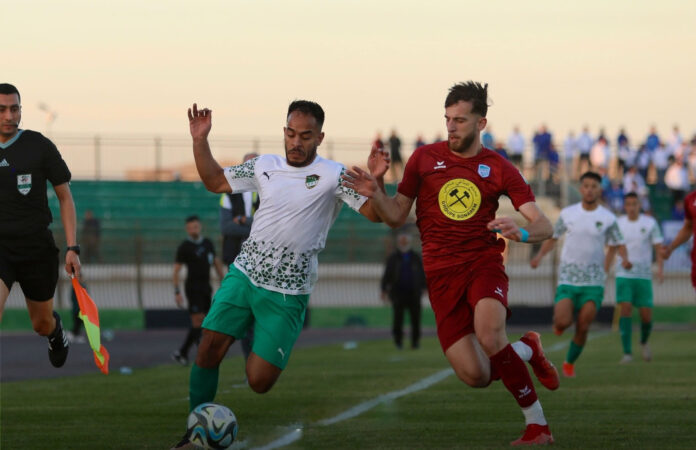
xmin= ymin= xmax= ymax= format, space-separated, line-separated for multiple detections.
xmin=392 ymin=295 xmax=404 ymax=348
xmin=639 ymin=306 xmax=653 ymax=361
xmin=474 ymin=298 xmax=552 ymax=445
xmin=408 ymin=293 xmax=421 ymax=349
xmin=564 ymin=300 xmax=597 ymax=375
xmin=619 ymin=302 xmax=633 ymax=359
xmin=553 ymin=298 xmax=574 ymax=335
xmin=0 ymin=279 xmax=10 ymax=322
xmin=26 ymin=297 xmax=69 ymax=368
xmin=190 ymin=329 xmax=235 ymax=410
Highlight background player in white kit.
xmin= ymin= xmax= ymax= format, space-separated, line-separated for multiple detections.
xmin=530 ymin=171 xmax=631 ymax=377
xmin=172 ymin=100 xmax=382 ymax=449
xmin=606 ymin=192 xmax=663 ymax=363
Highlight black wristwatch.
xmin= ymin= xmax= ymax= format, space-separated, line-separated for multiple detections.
xmin=66 ymin=245 xmax=81 ymax=255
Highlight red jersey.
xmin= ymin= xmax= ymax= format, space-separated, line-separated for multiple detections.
xmin=397 ymin=142 xmax=535 ymax=272
xmin=683 ymin=190 xmax=696 ymax=263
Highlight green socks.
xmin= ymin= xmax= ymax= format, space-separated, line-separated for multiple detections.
xmin=640 ymin=321 xmax=653 ymax=345
xmin=619 ymin=317 xmax=632 ymax=355
xmin=189 ymin=363 xmax=219 ymax=412
xmin=566 ymin=340 xmax=584 ymax=364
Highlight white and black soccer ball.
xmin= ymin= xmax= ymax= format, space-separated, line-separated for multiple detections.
xmin=187 ymin=402 xmax=238 ymax=450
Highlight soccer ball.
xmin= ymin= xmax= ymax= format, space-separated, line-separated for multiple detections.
xmin=187 ymin=402 xmax=238 ymax=449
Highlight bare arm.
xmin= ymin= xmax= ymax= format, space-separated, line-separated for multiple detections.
xmin=173 ymin=262 xmax=184 ymax=308
xmin=342 ymin=166 xmax=414 ymax=228
xmin=188 ymin=104 xmax=231 ymax=193
xmin=487 ymin=201 xmax=552 ymax=244
xmin=530 ymin=238 xmax=557 ymax=269
xmin=54 ymin=182 xmax=81 ymax=277
xmin=615 ymin=244 xmax=632 ymax=270
xmin=653 ymin=243 xmax=664 ymax=284
xmin=214 ymin=257 xmax=226 ymax=280
xmin=605 ymin=246 xmax=618 ymax=272
xmin=662 ymin=218 xmax=693 ymax=259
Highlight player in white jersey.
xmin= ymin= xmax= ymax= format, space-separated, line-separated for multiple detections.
xmin=172 ymin=101 xmax=384 ymax=449
xmin=605 ymin=192 xmax=663 ymax=363
xmin=531 ymin=172 xmax=631 ymax=377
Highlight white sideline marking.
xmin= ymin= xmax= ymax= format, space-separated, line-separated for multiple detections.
xmin=251 ymin=331 xmax=611 ymax=449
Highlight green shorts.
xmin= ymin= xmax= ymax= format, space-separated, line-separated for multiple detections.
xmin=615 ymin=277 xmax=653 ymax=308
xmin=554 ymin=284 xmax=604 ymax=312
xmin=202 ymin=265 xmax=309 ymax=369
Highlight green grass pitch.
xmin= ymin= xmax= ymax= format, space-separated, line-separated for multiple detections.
xmin=2 ymin=329 xmax=695 ymax=449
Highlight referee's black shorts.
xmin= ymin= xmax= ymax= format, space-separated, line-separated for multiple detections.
xmin=0 ymin=230 xmax=60 ymax=302
xmin=185 ymin=284 xmax=212 ymax=315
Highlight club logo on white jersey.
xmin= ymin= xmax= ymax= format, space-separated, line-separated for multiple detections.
xmin=17 ymin=174 xmax=31 ymax=195
xmin=277 ymin=347 xmax=286 ymax=360
xmin=434 ymin=161 xmax=446 ymax=169
xmin=305 ymin=174 xmax=320 ymax=189
xmin=478 ymin=164 xmax=491 ymax=178
xmin=0 ymin=158 xmax=9 ymax=167
xmin=518 ymin=385 xmax=532 ymax=398
xmin=494 ymin=286 xmax=503 ymax=297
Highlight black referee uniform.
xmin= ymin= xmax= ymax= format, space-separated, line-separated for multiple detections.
xmin=175 ymin=237 xmax=216 ymax=315
xmin=0 ymin=130 xmax=70 ymax=301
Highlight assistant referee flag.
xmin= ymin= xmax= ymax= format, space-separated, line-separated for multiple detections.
xmin=71 ymin=277 xmax=110 ymax=374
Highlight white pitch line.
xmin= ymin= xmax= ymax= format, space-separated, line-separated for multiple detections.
xmin=251 ymin=330 xmax=611 ymax=449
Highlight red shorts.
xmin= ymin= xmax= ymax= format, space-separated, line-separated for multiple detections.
xmin=425 ymin=256 xmax=510 ymax=352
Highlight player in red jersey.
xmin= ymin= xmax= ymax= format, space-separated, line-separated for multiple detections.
xmin=343 ymin=81 xmax=557 ymax=446
xmin=661 ymin=190 xmax=696 ymax=288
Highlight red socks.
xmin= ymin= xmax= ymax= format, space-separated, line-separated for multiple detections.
xmin=489 ymin=344 xmax=538 ymax=408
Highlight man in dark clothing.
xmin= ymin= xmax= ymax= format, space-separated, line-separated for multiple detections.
xmin=172 ymin=215 xmax=225 ymax=365
xmin=381 ymin=231 xmax=426 ymax=349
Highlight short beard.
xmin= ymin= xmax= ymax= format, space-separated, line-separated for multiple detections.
xmin=285 ymin=144 xmax=318 ymax=167
xmin=448 ymin=130 xmax=476 ymax=154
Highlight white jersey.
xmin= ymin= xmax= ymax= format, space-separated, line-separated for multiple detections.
xmin=223 ymin=154 xmax=367 ymax=295
xmin=553 ymin=203 xmax=624 ymax=287
xmin=615 ymin=214 xmax=663 ymax=279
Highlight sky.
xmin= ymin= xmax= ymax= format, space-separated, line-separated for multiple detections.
xmin=6 ymin=0 xmax=696 ymax=147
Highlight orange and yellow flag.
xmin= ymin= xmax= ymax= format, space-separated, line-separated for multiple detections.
xmin=71 ymin=277 xmax=110 ymax=374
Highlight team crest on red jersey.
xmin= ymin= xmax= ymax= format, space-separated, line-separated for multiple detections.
xmin=438 ymin=178 xmax=481 ymax=221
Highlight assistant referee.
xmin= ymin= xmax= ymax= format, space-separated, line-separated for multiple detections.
xmin=0 ymin=83 xmax=81 ymax=368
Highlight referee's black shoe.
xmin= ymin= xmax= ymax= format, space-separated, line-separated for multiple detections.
xmin=47 ymin=311 xmax=70 ymax=368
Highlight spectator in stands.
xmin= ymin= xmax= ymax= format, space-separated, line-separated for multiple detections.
xmin=494 ymin=141 xmax=509 ymax=160
xmin=623 ymin=165 xmax=650 ymax=212
xmin=635 ymin=145 xmax=651 ymax=180
xmin=645 ymin=126 xmax=660 ymax=152
xmin=219 ymin=152 xmax=259 ymax=362
xmin=562 ymin=131 xmax=577 ymax=177
xmin=651 ymin=143 xmax=671 ymax=186
xmin=373 ymin=131 xmax=385 ymax=151
xmin=590 ymin=137 xmax=610 ymax=172
xmin=81 ymin=209 xmax=101 ymax=263
xmin=576 ymin=126 xmax=594 ymax=177
xmin=171 ymin=215 xmax=225 ymax=366
xmin=617 ymin=128 xmax=632 ymax=173
xmin=381 ymin=230 xmax=426 ymax=350
xmin=687 ymin=138 xmax=696 ymax=184
xmin=533 ymin=124 xmax=553 ymax=181
xmin=415 ymin=134 xmax=426 ymax=149
xmin=388 ymin=129 xmax=404 ymax=182
xmin=507 ymin=125 xmax=525 ymax=169
xmin=665 ymin=156 xmax=690 ymax=206
xmin=481 ymin=126 xmax=495 ymax=150
xmin=667 ymin=125 xmax=683 ymax=155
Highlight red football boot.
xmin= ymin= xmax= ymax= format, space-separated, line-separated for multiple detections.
xmin=520 ymin=331 xmax=560 ymax=391
xmin=510 ymin=424 xmax=554 ymax=446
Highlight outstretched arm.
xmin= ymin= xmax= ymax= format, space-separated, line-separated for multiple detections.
xmin=343 ymin=166 xmax=413 ymax=228
xmin=530 ymin=238 xmax=557 ymax=269
xmin=188 ymin=104 xmax=230 ymax=193
xmin=661 ymin=218 xmax=693 ymax=259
